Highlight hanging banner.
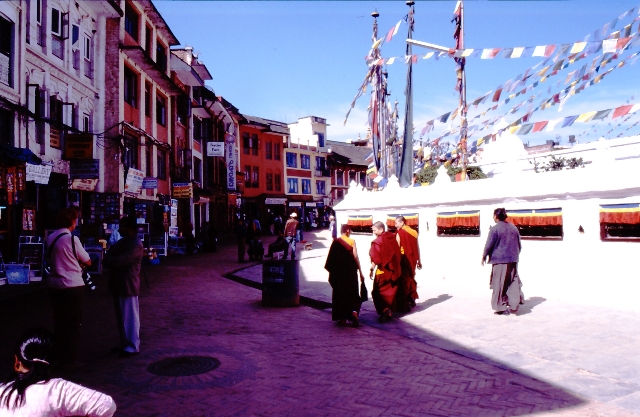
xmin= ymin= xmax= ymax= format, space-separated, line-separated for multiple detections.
xmin=225 ymin=142 xmax=237 ymax=191
xmin=25 ymin=163 xmax=52 ymax=185
xmin=124 ymin=168 xmax=144 ymax=196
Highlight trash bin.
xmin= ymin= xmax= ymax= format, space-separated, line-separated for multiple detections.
xmin=262 ymin=259 xmax=299 ymax=307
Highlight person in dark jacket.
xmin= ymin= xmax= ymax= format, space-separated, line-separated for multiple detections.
xmin=103 ymin=216 xmax=144 ymax=357
xmin=481 ymin=208 xmax=525 ymax=315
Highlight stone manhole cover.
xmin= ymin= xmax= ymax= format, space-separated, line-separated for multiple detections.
xmin=147 ymin=356 xmax=220 ymax=377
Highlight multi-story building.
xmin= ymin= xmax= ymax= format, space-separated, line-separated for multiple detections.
xmin=103 ymin=0 xmax=182 ymax=244
xmin=236 ymin=114 xmax=288 ymax=227
xmin=0 ymin=0 xmax=121 ymax=258
xmin=284 ymin=116 xmax=331 ymax=224
xmin=326 ymin=139 xmax=372 ymax=206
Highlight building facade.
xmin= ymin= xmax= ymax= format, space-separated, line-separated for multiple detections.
xmin=327 ymin=140 xmax=372 ymax=206
xmin=284 ymin=116 xmax=331 ymax=224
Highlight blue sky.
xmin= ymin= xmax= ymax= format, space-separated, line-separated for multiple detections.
xmin=155 ymin=1 xmax=640 ymax=146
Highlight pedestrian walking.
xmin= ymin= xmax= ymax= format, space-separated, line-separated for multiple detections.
xmin=329 ymin=215 xmax=337 ymax=240
xmin=0 ymin=327 xmax=116 ymax=416
xmin=395 ymin=216 xmax=421 ymax=311
xmin=235 ymin=218 xmax=248 ymax=262
xmin=369 ymin=221 xmax=402 ymax=322
xmin=325 ymin=225 xmax=365 ymax=327
xmin=481 ymin=208 xmax=525 ymax=315
xmin=283 ymin=213 xmax=299 ymax=260
xmin=103 ymin=216 xmax=144 ymax=357
xmin=46 ymin=207 xmax=91 ymax=369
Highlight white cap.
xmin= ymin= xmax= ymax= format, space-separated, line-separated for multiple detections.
xmin=290 ymin=212 xmax=297 ymax=218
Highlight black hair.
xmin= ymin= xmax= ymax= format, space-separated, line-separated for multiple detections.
xmin=494 ymin=208 xmax=508 ymax=221
xmin=340 ymin=224 xmax=351 ymax=234
xmin=1 ymin=327 xmax=53 ymax=410
xmin=119 ymin=216 xmax=138 ymax=232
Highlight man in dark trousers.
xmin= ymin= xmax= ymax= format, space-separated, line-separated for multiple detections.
xmin=482 ymin=208 xmax=525 ymax=315
xmin=325 ymin=225 xmax=365 ymax=327
xmin=104 ymin=216 xmax=144 ymax=357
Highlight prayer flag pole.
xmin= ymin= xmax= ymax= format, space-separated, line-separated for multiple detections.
xmin=398 ymin=0 xmax=415 ymax=187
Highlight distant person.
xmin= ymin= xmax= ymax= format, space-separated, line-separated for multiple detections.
xmin=283 ymin=213 xmax=299 ymax=260
xmin=0 ymin=327 xmax=116 ymax=416
xmin=325 ymin=225 xmax=365 ymax=327
xmin=265 ymin=232 xmax=288 ymax=259
xmin=235 ymin=219 xmax=248 ymax=262
xmin=253 ymin=218 xmax=261 ymax=236
xmin=395 ymin=216 xmax=421 ymax=311
xmin=46 ymin=207 xmax=91 ymax=369
xmin=369 ymin=221 xmax=402 ymax=322
xmin=329 ymin=215 xmax=337 ymax=240
xmin=481 ymin=208 xmax=525 ymax=315
xmin=103 ymin=216 xmax=144 ymax=357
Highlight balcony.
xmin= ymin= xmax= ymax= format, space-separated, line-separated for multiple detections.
xmin=314 ymin=169 xmax=330 ymax=177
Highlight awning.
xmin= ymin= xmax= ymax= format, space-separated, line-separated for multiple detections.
xmin=437 ymin=211 xmax=480 ymax=228
xmin=0 ymin=143 xmax=42 ymax=165
xmin=600 ymin=203 xmax=640 ymax=224
xmin=506 ymin=208 xmax=563 ymax=226
xmin=347 ymin=215 xmax=373 ymax=227
xmin=386 ymin=213 xmax=419 ymax=227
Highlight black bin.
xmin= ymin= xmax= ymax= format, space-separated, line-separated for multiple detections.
xmin=262 ymin=259 xmax=299 ymax=307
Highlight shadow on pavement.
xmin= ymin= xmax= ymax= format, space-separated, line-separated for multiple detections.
xmin=516 ymin=296 xmax=547 ymax=316
xmin=409 ymin=293 xmax=453 ymax=314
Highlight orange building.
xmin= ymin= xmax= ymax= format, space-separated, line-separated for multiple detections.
xmin=237 ymin=115 xmax=289 ymax=227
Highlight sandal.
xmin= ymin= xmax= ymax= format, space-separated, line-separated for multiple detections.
xmin=351 ymin=311 xmax=359 ymax=328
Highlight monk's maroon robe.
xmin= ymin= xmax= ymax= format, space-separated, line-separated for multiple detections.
xmin=369 ymin=232 xmax=402 ymax=315
xmin=397 ymin=226 xmax=420 ymax=304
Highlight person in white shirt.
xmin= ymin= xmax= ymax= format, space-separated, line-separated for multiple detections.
xmin=0 ymin=327 xmax=116 ymax=417
xmin=46 ymin=207 xmax=91 ymax=369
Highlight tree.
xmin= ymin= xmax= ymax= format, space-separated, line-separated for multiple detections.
xmin=529 ymin=155 xmax=586 ymax=173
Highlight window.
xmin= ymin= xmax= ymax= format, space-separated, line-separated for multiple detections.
xmin=242 ymin=133 xmax=250 ymax=155
xmin=302 ymin=179 xmax=311 ymax=194
xmin=265 ymin=141 xmax=272 ymax=160
xmin=156 ymin=42 xmax=167 ymax=72
xmin=202 ymin=119 xmax=212 ymax=140
xmin=244 ymin=165 xmax=251 ymax=188
xmin=83 ymin=35 xmax=92 ymax=79
xmin=316 ymin=180 xmax=325 ymax=195
xmin=124 ymin=66 xmax=137 ymax=108
xmin=315 ymin=156 xmax=326 ymax=172
xmin=51 ymin=8 xmax=61 ymax=36
xmin=145 ymin=142 xmax=152 ymax=177
xmin=50 ymin=8 xmax=67 ymax=60
xmin=252 ymin=166 xmax=259 ymax=188
xmin=193 ymin=157 xmax=202 ymax=183
xmin=287 ymin=178 xmax=298 ymax=194
xmin=144 ymin=83 xmax=150 ymax=117
xmin=266 ymin=171 xmax=273 ymax=191
xmin=156 ymin=94 xmax=166 ymax=126
xmin=0 ymin=16 xmax=13 ymax=86
xmin=251 ymin=134 xmax=258 ymax=156
xmin=36 ymin=0 xmax=42 ymax=24
xmin=274 ymin=142 xmax=281 ymax=160
xmin=316 ymin=132 xmax=325 ymax=147
xmin=336 ymin=169 xmax=344 ymax=186
xmin=124 ymin=134 xmax=138 ymax=169
xmin=301 ymin=154 xmax=311 ymax=169
xmin=349 ymin=171 xmax=357 ymax=184
xmin=83 ymin=114 xmax=90 ymax=132
xmin=145 ymin=25 xmax=152 ymax=52
xmin=176 ymin=94 xmax=189 ymax=124
xmin=36 ymin=0 xmax=44 ymax=46
xmin=193 ymin=117 xmax=202 ymax=142
xmin=49 ymin=96 xmax=63 ymax=127
xmin=337 ymin=189 xmax=344 ymax=199
xmin=0 ymin=107 xmax=14 ymax=145
xmin=275 ymin=172 xmax=282 ymax=192
xmin=506 ymin=208 xmax=563 ymax=240
xmin=286 ymin=152 xmax=297 ymax=168
xmin=157 ymin=149 xmax=167 ymax=180
xmin=124 ymin=3 xmax=139 ymax=41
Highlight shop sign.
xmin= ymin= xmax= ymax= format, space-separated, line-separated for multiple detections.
xmin=306 ymin=202 xmax=317 ymax=207
xmin=289 ymin=202 xmax=302 ymax=207
xmin=265 ymin=198 xmax=287 ymax=205
xmin=225 ymin=142 xmax=237 ymax=191
xmin=50 ymin=127 xmax=61 ymax=148
xmin=70 ymin=159 xmax=99 ymax=179
xmin=207 ymin=142 xmax=224 ymax=157
xmin=169 ymin=226 xmax=179 ymax=237
xmin=25 ymin=163 xmax=52 ymax=185
xmin=40 ymin=156 xmax=70 ymax=175
xmin=323 ymin=198 xmax=331 ymax=206
xmin=142 ymin=177 xmax=158 ymax=189
xmin=64 ymin=134 xmax=94 ymax=159
xmin=70 ymin=178 xmax=98 ymax=191
xmin=172 ymin=182 xmax=193 ymax=198
xmin=124 ymin=168 xmax=144 ymax=196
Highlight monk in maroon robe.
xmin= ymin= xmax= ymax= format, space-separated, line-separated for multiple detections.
xmin=325 ymin=225 xmax=365 ymax=327
xmin=395 ymin=216 xmax=422 ymax=310
xmin=369 ymin=221 xmax=402 ymax=322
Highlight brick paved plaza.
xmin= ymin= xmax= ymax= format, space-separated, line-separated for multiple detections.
xmin=1 ymin=230 xmax=639 ymax=417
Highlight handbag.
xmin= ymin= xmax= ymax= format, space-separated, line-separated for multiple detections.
xmin=360 ymin=282 xmax=368 ymax=302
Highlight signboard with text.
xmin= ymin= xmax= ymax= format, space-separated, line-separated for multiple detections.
xmin=70 ymin=159 xmax=99 ymax=179
xmin=71 ymin=178 xmax=98 ymax=191
xmin=207 ymin=142 xmax=224 ymax=157
xmin=225 ymin=142 xmax=237 ymax=191
xmin=25 ymin=163 xmax=52 ymax=185
xmin=124 ymin=168 xmax=144 ymax=196
xmin=64 ymin=134 xmax=94 ymax=159
xmin=172 ymin=182 xmax=193 ymax=199
xmin=142 ymin=177 xmax=158 ymax=189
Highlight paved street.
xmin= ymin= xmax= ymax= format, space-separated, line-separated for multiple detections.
xmin=0 ymin=231 xmax=638 ymax=416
